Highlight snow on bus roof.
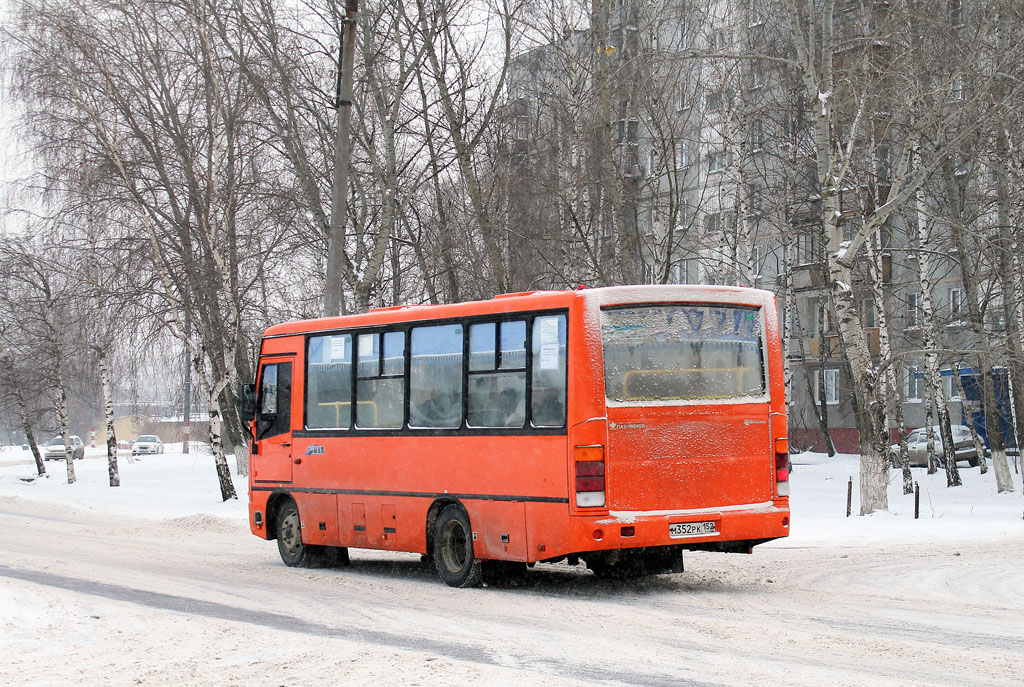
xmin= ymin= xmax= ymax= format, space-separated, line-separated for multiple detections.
xmin=581 ymin=284 xmax=775 ymax=308
xmin=262 ymin=285 xmax=774 ymax=339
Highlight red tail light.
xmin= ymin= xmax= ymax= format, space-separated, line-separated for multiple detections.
xmin=776 ymin=451 xmax=790 ymax=497
xmin=776 ymin=452 xmax=789 ymax=482
xmin=574 ymin=445 xmax=605 ymax=507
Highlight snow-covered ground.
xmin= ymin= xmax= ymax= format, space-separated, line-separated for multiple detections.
xmin=1 ymin=443 xmax=1020 ymax=543
xmin=1 ymin=444 xmax=1022 ymax=686
xmin=0 ymin=443 xmax=247 ymax=521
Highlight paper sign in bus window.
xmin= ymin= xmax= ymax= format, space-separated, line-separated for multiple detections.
xmin=330 ymin=335 xmax=347 ymax=362
xmin=538 ymin=317 xmax=560 ymax=369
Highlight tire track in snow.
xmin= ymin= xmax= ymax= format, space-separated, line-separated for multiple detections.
xmin=0 ymin=563 xmax=713 ymax=687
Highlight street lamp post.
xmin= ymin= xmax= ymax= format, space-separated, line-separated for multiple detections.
xmin=324 ymin=0 xmax=359 ymax=317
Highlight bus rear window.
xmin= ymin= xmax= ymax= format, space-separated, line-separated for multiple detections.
xmin=601 ymin=304 xmax=765 ymax=403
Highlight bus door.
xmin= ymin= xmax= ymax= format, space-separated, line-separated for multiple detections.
xmin=254 ymin=359 xmax=293 ymax=483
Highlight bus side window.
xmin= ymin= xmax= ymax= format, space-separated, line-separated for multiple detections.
xmin=531 ymin=315 xmax=566 ymax=427
xmin=306 ymin=334 xmax=352 ymax=429
xmin=409 ymin=324 xmax=463 ymax=428
xmin=468 ymin=320 xmax=526 ymax=428
xmin=356 ymin=331 xmax=405 ymax=429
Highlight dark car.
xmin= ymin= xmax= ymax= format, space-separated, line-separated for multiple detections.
xmin=890 ymin=425 xmax=982 ymax=467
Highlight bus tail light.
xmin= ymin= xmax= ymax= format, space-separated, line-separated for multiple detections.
xmin=575 ymin=445 xmax=605 ymax=508
xmin=775 ymin=451 xmax=790 ymax=497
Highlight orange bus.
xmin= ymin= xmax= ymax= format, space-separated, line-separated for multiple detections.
xmin=242 ymin=285 xmax=790 ymax=586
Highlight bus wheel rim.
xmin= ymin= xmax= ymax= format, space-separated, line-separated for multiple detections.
xmin=441 ymin=521 xmax=467 ymax=572
xmin=281 ymin=511 xmax=301 ymax=555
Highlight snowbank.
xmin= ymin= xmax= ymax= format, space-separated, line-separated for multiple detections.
xmin=0 ymin=443 xmax=247 ymax=521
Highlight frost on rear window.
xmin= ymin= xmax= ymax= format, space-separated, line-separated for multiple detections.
xmin=601 ymin=304 xmax=765 ymax=403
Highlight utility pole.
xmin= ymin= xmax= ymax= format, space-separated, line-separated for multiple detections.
xmin=324 ymin=0 xmax=359 ymax=317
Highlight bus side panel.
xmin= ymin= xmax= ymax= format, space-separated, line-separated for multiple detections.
xmin=294 ymin=492 xmax=340 ymax=548
xmin=464 ymin=501 xmax=527 ymax=562
xmin=292 ymin=434 xmax=567 ymax=560
xmin=525 ymin=501 xmax=572 ymax=562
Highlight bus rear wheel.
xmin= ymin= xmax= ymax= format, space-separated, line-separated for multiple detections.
xmin=433 ymin=504 xmax=482 ymax=588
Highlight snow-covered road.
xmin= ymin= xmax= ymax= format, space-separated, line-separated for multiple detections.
xmin=2 ymin=495 xmax=1020 ymax=686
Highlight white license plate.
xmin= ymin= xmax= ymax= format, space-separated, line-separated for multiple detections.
xmin=669 ymin=521 xmax=717 ymax=538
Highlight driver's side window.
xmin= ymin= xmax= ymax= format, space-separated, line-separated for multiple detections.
xmin=260 ymin=364 xmax=279 ymax=415
xmin=258 ymin=362 xmax=291 ymax=439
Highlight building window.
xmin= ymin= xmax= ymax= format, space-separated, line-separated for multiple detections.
xmin=747 ymin=182 xmax=763 ymax=214
xmin=815 ymin=369 xmax=840 ymax=405
xmin=676 ymin=141 xmax=692 ymax=170
xmin=751 ymin=244 xmax=764 ymax=277
xmin=941 ymin=369 xmax=962 ymax=402
xmin=949 ymin=288 xmax=965 ymax=320
xmin=678 ymin=20 xmax=691 ymax=49
xmin=749 ymin=119 xmax=764 ymax=151
xmin=707 ymin=90 xmax=724 ymax=112
xmin=751 ymin=63 xmax=766 ymax=89
xmin=951 ymin=75 xmax=965 ymax=101
xmin=676 ymin=90 xmax=689 ymax=111
xmin=648 ymin=148 xmax=657 ymax=176
xmin=794 ymin=229 xmax=821 ymax=265
xmin=616 ymin=119 xmax=638 ymax=143
xmin=514 ymin=116 xmax=529 ymax=140
xmin=949 ymin=0 xmax=963 ymax=27
xmin=713 ymin=29 xmax=731 ymax=50
xmin=707 ymin=148 xmax=729 ymax=173
xmin=705 ymin=211 xmax=722 ymax=234
xmin=906 ymin=364 xmax=924 ymax=402
xmin=907 ymin=292 xmax=922 ymax=327
xmin=861 ymin=298 xmax=876 ymax=328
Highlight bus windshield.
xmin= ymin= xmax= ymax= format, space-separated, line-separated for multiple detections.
xmin=601 ymin=304 xmax=765 ymax=403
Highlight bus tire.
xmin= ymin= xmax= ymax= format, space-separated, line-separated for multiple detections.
xmin=276 ymin=499 xmax=324 ymax=568
xmin=433 ymin=504 xmax=482 ymax=588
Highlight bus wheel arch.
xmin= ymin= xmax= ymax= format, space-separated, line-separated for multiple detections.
xmin=268 ymin=493 xmax=337 ymax=568
xmin=264 ymin=491 xmax=293 ymax=541
xmin=424 ymin=497 xmax=460 ymax=562
xmin=432 ymin=502 xmax=483 ymax=588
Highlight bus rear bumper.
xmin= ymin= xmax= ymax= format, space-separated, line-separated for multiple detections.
xmin=568 ymin=502 xmax=790 ymax=555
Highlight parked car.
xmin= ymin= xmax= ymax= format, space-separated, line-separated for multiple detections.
xmin=132 ymin=435 xmax=164 ymax=456
xmin=890 ymin=425 xmax=982 ymax=468
xmin=43 ymin=435 xmax=85 ymax=461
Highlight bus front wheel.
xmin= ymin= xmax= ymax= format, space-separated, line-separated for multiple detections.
xmin=433 ymin=504 xmax=482 ymax=588
xmin=275 ymin=499 xmax=347 ymax=568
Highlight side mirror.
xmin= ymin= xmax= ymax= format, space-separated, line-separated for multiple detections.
xmin=240 ymin=384 xmax=256 ymax=424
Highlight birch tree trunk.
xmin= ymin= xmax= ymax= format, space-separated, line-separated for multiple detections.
xmin=866 ymin=231 xmax=911 ymax=493
xmin=912 ymin=173 xmax=959 ymax=485
xmin=56 ymin=385 xmax=75 ymax=485
xmin=21 ymin=409 xmax=45 ymax=478
xmin=99 ymin=347 xmax=119 ymax=487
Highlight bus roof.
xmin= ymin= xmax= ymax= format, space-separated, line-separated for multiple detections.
xmin=261 ymin=285 xmax=775 ymax=339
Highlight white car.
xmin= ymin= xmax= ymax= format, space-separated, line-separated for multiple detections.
xmin=43 ymin=435 xmax=85 ymax=461
xmin=132 ymin=435 xmax=164 ymax=456
xmin=890 ymin=424 xmax=982 ymax=467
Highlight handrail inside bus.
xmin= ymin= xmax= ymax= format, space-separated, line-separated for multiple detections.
xmin=620 ymin=366 xmax=761 ymax=399
xmin=317 ymin=400 xmax=378 ymax=427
